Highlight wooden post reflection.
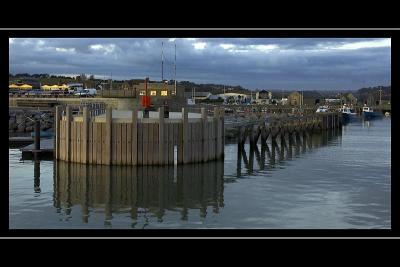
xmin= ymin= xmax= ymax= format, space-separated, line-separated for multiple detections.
xmin=81 ymin=164 xmax=89 ymax=223
xmin=53 ymin=160 xmax=61 ymax=211
xmin=288 ymin=133 xmax=293 ymax=160
xmin=237 ymin=143 xmax=243 ymax=177
xmin=270 ymin=140 xmax=277 ymax=167
xmin=254 ymin=143 xmax=263 ymax=170
xmin=295 ymin=132 xmax=301 ymax=156
xmin=248 ymin=144 xmax=254 ymax=173
xmin=104 ymin=165 xmax=112 ymax=226
xmin=54 ymin=159 xmax=225 ymax=224
xmin=34 ymin=160 xmax=41 ymax=193
xmin=130 ymin=166 xmax=138 ymax=226
xmin=65 ymin=163 xmax=72 ymax=216
xmin=260 ymin=142 xmax=266 ymax=170
xmin=302 ymin=131 xmax=307 ymax=154
xmin=279 ymin=135 xmax=285 ymax=162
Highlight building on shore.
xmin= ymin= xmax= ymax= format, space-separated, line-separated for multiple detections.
xmin=220 ymin=93 xmax=249 ymax=104
xmin=288 ymin=91 xmax=302 ymax=106
xmin=184 ymin=91 xmax=212 ymax=101
xmin=255 ymin=90 xmax=272 ymax=104
xmin=9 ymin=83 xmax=33 ymax=90
xmin=134 ymin=81 xmax=185 ymax=106
xmin=41 ymin=84 xmax=69 ymax=91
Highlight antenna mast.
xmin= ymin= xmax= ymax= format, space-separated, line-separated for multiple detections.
xmin=161 ymin=41 xmax=164 ymax=82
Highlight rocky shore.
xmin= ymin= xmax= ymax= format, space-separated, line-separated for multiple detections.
xmin=9 ymin=109 xmax=54 ymax=133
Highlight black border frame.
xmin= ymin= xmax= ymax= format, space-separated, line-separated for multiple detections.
xmin=2 ymin=28 xmax=397 ymax=238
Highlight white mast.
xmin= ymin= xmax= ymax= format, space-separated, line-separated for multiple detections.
xmin=174 ymin=41 xmax=177 ymax=95
xmin=161 ymin=41 xmax=164 ymax=82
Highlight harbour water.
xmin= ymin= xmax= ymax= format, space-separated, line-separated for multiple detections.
xmin=9 ymin=117 xmax=391 ymax=229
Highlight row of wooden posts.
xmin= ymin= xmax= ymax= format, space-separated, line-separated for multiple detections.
xmin=237 ymin=112 xmax=342 ymax=146
xmin=55 ymin=106 xmax=225 ymax=165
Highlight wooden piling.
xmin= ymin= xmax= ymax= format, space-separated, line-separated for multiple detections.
xmin=137 ymin=119 xmax=143 ymax=165
xmin=216 ymin=108 xmax=223 ymax=159
xmin=132 ymin=108 xmax=138 ymax=166
xmin=201 ymin=108 xmax=207 ymax=162
xmin=159 ymin=107 xmax=165 ymax=165
xmin=57 ymin=104 xmax=233 ymax=166
xmin=182 ymin=108 xmax=189 ymax=164
xmin=55 ymin=106 xmax=61 ymax=160
xmin=142 ymin=122 xmax=148 ymax=165
xmin=65 ymin=106 xmax=72 ymax=161
xmin=105 ymin=107 xmax=112 ymax=165
xmin=81 ymin=107 xmax=89 ymax=164
xmin=168 ymin=123 xmax=174 ymax=165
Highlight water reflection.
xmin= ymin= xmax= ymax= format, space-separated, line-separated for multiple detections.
xmin=362 ymin=119 xmax=371 ymax=128
xmin=54 ymin=160 xmax=224 ymax=225
xmin=236 ymin=128 xmax=342 ymax=176
xmin=43 ymin=129 xmax=341 ymax=226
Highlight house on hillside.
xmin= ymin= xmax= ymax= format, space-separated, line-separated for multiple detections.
xmin=255 ymin=90 xmax=272 ymax=104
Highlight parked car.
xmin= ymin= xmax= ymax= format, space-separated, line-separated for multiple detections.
xmin=74 ymin=88 xmax=97 ymax=97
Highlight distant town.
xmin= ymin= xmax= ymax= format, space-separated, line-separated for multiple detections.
xmin=9 ymin=73 xmax=391 ymax=108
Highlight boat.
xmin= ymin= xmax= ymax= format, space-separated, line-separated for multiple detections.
xmin=385 ymin=112 xmax=390 ymax=117
xmin=340 ymin=105 xmax=358 ymax=122
xmin=362 ymin=105 xmax=382 ymax=120
xmin=316 ymin=105 xmax=328 ymax=113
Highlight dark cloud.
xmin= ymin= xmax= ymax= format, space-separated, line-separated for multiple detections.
xmin=9 ymin=38 xmax=391 ymax=90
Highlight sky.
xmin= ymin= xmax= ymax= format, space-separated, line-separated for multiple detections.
xmin=9 ymin=38 xmax=391 ymax=91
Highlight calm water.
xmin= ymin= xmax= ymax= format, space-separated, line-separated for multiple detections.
xmin=9 ymin=118 xmax=391 ymax=229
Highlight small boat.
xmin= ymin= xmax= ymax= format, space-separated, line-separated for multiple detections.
xmin=385 ymin=112 xmax=390 ymax=117
xmin=362 ymin=105 xmax=382 ymax=120
xmin=316 ymin=105 xmax=329 ymax=113
xmin=340 ymin=105 xmax=358 ymax=122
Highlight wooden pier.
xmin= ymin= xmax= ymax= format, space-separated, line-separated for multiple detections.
xmin=20 ymin=138 xmax=54 ymax=160
xmin=55 ymin=105 xmax=225 ymax=165
xmin=233 ymin=112 xmax=342 ymax=147
xmin=9 ymin=137 xmax=34 ymax=148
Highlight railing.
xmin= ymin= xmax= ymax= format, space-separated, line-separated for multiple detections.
xmin=99 ymin=89 xmax=136 ymax=98
xmin=61 ymin=102 xmax=107 ymax=117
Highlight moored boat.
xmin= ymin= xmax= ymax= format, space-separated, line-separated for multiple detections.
xmin=340 ymin=105 xmax=358 ymax=122
xmin=362 ymin=105 xmax=382 ymax=120
xmin=316 ymin=105 xmax=329 ymax=113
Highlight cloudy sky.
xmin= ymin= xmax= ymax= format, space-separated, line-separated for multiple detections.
xmin=9 ymin=38 xmax=391 ymax=90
